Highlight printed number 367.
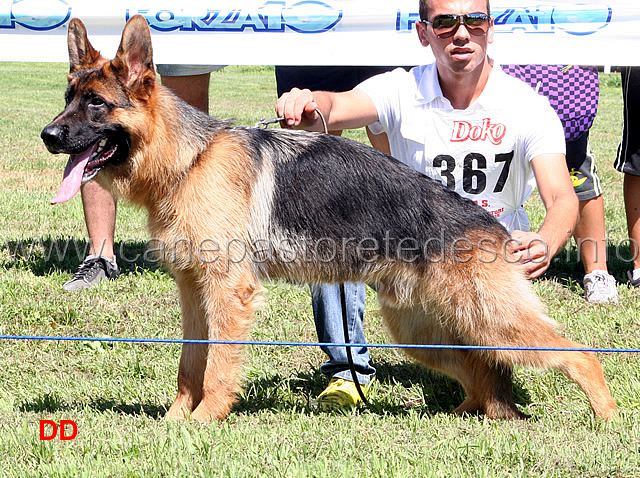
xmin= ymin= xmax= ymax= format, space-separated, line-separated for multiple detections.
xmin=433 ymin=151 xmax=514 ymax=195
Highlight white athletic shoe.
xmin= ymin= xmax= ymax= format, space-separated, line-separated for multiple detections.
xmin=583 ymin=271 xmax=618 ymax=304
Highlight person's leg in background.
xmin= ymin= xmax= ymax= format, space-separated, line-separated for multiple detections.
xmin=309 ymin=282 xmax=376 ymax=408
xmin=568 ymin=132 xmax=618 ymax=303
xmin=623 ymin=173 xmax=640 ymax=284
xmin=615 ymin=66 xmax=640 ymax=287
xmin=62 ymin=179 xmax=120 ymax=291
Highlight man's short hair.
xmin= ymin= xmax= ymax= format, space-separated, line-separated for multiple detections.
xmin=419 ymin=0 xmax=492 ymax=20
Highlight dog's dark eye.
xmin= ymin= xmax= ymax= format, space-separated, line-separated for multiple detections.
xmin=89 ymin=97 xmax=105 ymax=107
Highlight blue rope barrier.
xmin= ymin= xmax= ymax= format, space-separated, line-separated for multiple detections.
xmin=0 ymin=335 xmax=638 ymax=353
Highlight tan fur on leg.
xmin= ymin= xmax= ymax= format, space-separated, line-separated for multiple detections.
xmin=189 ymin=270 xmax=260 ymax=423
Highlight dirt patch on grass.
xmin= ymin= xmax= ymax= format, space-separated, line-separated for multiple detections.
xmin=0 ymin=169 xmax=60 ymax=193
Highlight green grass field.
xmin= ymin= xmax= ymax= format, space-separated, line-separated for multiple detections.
xmin=0 ymin=63 xmax=639 ymax=477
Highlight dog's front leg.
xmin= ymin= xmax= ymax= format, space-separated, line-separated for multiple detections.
xmin=167 ymin=268 xmax=259 ymax=423
xmin=166 ymin=269 xmax=208 ymax=420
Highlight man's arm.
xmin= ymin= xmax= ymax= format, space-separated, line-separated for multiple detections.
xmin=511 ymin=153 xmax=579 ymax=279
xmin=275 ymin=87 xmax=379 ymax=132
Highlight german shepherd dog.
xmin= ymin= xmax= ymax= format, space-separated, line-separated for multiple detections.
xmin=41 ymin=16 xmax=617 ymax=422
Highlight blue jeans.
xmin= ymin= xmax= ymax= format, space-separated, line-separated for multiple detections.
xmin=310 ymin=282 xmax=376 ymax=384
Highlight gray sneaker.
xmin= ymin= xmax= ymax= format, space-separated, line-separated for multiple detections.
xmin=583 ymin=271 xmax=618 ymax=304
xmin=63 ymin=255 xmax=120 ymax=291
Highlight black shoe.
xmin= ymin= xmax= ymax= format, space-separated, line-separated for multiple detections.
xmin=627 ymin=270 xmax=640 ymax=288
xmin=63 ymin=255 xmax=120 ymax=291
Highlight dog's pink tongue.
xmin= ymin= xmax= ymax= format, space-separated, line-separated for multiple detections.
xmin=50 ymin=146 xmax=96 ymax=205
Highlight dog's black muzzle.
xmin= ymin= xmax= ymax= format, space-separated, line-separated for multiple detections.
xmin=41 ymin=122 xmax=67 ymax=154
xmin=41 ymin=121 xmax=93 ymax=156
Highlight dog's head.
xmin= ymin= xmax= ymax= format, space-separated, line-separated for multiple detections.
xmin=41 ymin=15 xmax=155 ymax=204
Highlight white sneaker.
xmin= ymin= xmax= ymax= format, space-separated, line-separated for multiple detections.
xmin=583 ymin=271 xmax=618 ymax=304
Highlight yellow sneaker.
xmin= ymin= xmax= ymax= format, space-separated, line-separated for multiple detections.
xmin=310 ymin=378 xmax=368 ymax=411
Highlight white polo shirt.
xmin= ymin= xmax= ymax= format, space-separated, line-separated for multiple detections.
xmin=357 ymin=62 xmax=566 ymax=233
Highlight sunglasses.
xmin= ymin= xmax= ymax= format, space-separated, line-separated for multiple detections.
xmin=420 ymin=12 xmax=491 ymax=39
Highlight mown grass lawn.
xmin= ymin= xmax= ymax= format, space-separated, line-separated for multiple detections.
xmin=0 ymin=63 xmax=638 ymax=477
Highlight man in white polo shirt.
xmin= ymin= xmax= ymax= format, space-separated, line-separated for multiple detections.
xmin=359 ymin=61 xmax=561 ymax=235
xmin=276 ymin=0 xmax=578 ymax=409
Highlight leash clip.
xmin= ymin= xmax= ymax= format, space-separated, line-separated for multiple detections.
xmin=255 ymin=116 xmax=285 ymax=129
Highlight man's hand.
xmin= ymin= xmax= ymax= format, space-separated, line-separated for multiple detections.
xmin=275 ymin=87 xmax=324 ymax=131
xmin=509 ymin=230 xmax=550 ymax=280
xmin=275 ymin=87 xmax=378 ymax=134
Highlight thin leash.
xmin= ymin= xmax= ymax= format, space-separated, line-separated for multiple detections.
xmin=254 ymin=107 xmax=329 ymax=133
xmin=254 ymin=116 xmax=284 ymax=128
xmin=339 ymin=283 xmax=369 ymax=405
xmin=254 ymin=109 xmax=368 ymax=404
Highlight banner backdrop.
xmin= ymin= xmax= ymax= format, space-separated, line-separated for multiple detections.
xmin=0 ymin=0 xmax=638 ymax=66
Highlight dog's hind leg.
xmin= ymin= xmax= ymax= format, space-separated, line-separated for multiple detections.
xmin=432 ymin=259 xmax=618 ymax=420
xmin=451 ymin=359 xmax=526 ymax=419
xmin=167 ymin=268 xmax=260 ymax=422
xmin=381 ymin=303 xmax=526 ymax=419
xmin=488 ymin=314 xmax=618 ymax=420
xmin=472 ymin=285 xmax=617 ymax=420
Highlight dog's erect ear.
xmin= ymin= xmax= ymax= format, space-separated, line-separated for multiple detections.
xmin=111 ymin=15 xmax=155 ymax=98
xmin=67 ymin=18 xmax=103 ymax=72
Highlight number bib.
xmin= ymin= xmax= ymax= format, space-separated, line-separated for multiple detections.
xmin=422 ymin=109 xmax=531 ymax=229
